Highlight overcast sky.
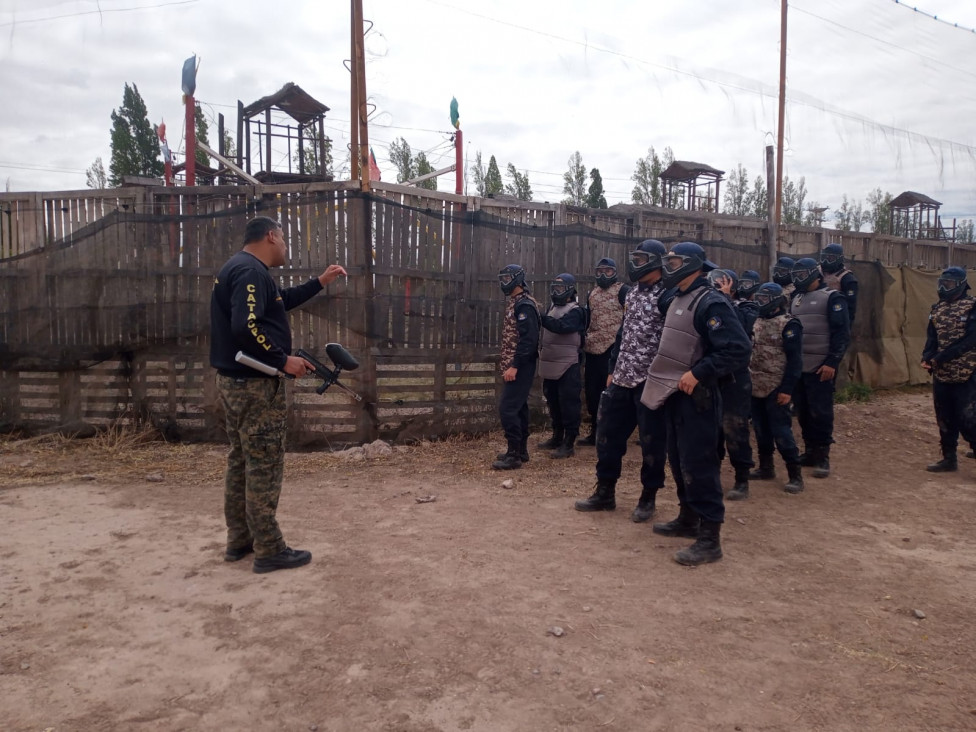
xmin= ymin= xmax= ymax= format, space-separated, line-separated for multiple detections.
xmin=2 ymin=0 xmax=975 ymax=226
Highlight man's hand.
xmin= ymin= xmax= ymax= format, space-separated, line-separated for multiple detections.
xmin=776 ymin=391 xmax=791 ymax=406
xmin=716 ymin=274 xmax=734 ymax=297
xmin=677 ymin=370 xmax=699 ymax=395
xmin=503 ymin=367 xmax=518 ymax=382
xmin=606 ymin=375 xmax=613 ymax=388
xmin=816 ymin=364 xmax=836 ymax=382
xmin=283 ymin=355 xmax=314 ymax=377
xmin=921 ymin=360 xmax=933 ymax=372
xmin=318 ymin=264 xmax=347 ymax=286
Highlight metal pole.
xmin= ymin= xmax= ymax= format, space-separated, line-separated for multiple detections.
xmin=185 ymin=94 xmax=196 ymax=186
xmin=455 ymin=129 xmax=463 ymax=195
xmin=774 ymin=0 xmax=788 ymax=234
xmin=766 ymin=144 xmax=776 ymax=277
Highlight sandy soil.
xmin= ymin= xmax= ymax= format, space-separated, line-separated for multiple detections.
xmin=1 ymin=389 xmax=975 ymax=732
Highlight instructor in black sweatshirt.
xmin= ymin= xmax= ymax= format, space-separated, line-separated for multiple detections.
xmin=210 ymin=216 xmax=346 ymax=574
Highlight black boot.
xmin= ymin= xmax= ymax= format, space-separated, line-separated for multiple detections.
xmin=496 ymin=439 xmax=529 ymax=463
xmin=492 ymin=441 xmax=523 ymax=470
xmin=726 ymin=467 xmax=750 ymax=501
xmin=576 ymin=428 xmax=597 ymax=447
xmin=630 ymin=486 xmax=657 ymax=523
xmin=811 ymin=445 xmax=830 ymax=479
xmin=674 ymin=520 xmax=723 ymax=566
xmin=574 ymin=478 xmax=616 ymax=511
xmin=538 ymin=428 xmax=564 ymax=450
xmin=551 ymin=432 xmax=576 ymax=459
xmin=926 ymin=450 xmax=958 ymax=472
xmin=748 ymin=453 xmax=775 ymax=480
xmin=652 ymin=505 xmax=700 ymax=537
xmin=784 ymin=462 xmax=804 ymax=493
xmin=798 ymin=448 xmax=815 ymax=467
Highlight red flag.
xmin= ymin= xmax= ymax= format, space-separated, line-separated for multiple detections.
xmin=369 ymin=147 xmax=381 ymax=182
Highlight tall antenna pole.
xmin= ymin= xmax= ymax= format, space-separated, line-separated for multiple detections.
xmin=774 ymin=0 xmax=788 ymax=243
xmin=349 ymin=1 xmax=360 ymax=183
xmin=351 ymin=0 xmax=370 ymax=192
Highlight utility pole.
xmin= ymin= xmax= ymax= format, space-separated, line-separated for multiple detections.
xmin=774 ymin=0 xmax=788 ymax=248
xmin=351 ymin=0 xmax=370 ymax=192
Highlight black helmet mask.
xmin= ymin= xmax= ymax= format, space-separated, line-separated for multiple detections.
xmin=498 ymin=264 xmax=526 ymax=295
xmin=627 ymin=240 xmax=667 ymax=282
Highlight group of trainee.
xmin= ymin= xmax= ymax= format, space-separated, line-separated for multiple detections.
xmin=206 ymin=217 xmax=975 ymax=574
xmin=491 ymin=240 xmax=976 ymax=566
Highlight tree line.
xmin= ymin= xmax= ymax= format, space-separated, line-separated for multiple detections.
xmin=85 ymin=83 xmax=974 ymax=243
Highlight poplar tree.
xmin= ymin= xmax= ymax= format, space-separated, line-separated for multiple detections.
xmin=108 ymin=83 xmax=162 ymax=186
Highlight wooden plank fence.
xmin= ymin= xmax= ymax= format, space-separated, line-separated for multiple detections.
xmin=2 ymin=181 xmax=976 ymax=443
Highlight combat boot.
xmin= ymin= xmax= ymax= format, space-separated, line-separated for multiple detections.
xmin=538 ymin=428 xmax=564 ymax=450
xmin=630 ymin=486 xmax=657 ymax=523
xmin=492 ymin=441 xmax=523 ymax=470
xmin=726 ymin=467 xmax=750 ymax=501
xmin=674 ymin=520 xmax=723 ymax=566
xmin=551 ymin=432 xmax=576 ymax=459
xmin=748 ymin=453 xmax=776 ymax=480
xmin=574 ymin=478 xmax=616 ymax=512
xmin=652 ymin=505 xmax=700 ymax=537
xmin=576 ymin=429 xmax=597 ymax=447
xmin=926 ymin=451 xmax=958 ymax=473
xmin=798 ymin=449 xmax=815 ymax=467
xmin=784 ymin=462 xmax=804 ymax=493
xmin=496 ymin=442 xmax=529 ymax=463
xmin=811 ymin=445 xmax=830 ymax=479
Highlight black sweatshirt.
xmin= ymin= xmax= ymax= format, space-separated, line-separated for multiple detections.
xmin=210 ymin=251 xmax=323 ymax=377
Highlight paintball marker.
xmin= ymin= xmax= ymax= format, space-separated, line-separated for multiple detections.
xmin=233 ymin=344 xmax=362 ymax=402
xmin=296 ymin=344 xmax=362 ymax=401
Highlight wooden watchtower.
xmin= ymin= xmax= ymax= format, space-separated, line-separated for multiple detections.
xmin=890 ymin=191 xmax=948 ymax=240
xmin=659 ymin=161 xmax=725 ymax=213
xmin=237 ymin=82 xmax=333 ymax=183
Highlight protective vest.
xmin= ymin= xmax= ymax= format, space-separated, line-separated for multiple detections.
xmin=640 ymin=286 xmax=709 ymax=410
xmin=790 ymin=288 xmax=835 ymax=373
xmin=584 ymin=282 xmax=625 ymax=355
xmin=750 ymin=313 xmax=794 ymax=397
xmin=823 ymin=268 xmax=851 ymax=292
xmin=930 ymin=295 xmax=976 ymax=384
xmin=500 ymin=291 xmax=540 ymax=373
xmin=539 ymin=302 xmax=583 ymax=380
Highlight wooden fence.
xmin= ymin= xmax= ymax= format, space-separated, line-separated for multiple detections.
xmin=2 ymin=181 xmax=974 ymax=443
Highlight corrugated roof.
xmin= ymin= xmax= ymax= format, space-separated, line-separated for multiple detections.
xmin=891 ymin=191 xmax=942 ymax=208
xmin=660 ymin=161 xmax=725 ymax=180
xmin=241 ymin=82 xmax=330 ymax=125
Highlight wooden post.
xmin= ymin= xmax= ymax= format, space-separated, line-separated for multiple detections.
xmin=455 ymin=129 xmax=463 ymax=195
xmin=350 ymin=0 xmax=360 ymax=183
xmin=766 ymin=144 xmax=776 ymax=277
xmin=774 ymin=0 xmax=788 ymax=236
xmin=352 ymin=0 xmax=370 ymax=192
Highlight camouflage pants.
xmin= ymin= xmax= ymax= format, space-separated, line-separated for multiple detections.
xmin=216 ymin=375 xmax=288 ymax=558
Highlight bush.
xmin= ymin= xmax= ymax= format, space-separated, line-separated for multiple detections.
xmin=835 ymin=382 xmax=873 ymax=403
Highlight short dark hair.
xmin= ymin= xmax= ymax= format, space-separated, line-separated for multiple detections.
xmin=243 ymin=216 xmax=281 ymax=245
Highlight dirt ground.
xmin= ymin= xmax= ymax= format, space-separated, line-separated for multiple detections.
xmin=1 ymin=389 xmax=975 ymax=732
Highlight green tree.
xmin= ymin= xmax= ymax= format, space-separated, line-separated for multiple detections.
xmin=485 ymin=155 xmax=504 ymax=195
xmin=660 ymin=147 xmax=683 ymax=209
xmin=834 ymin=194 xmax=866 ymax=232
xmin=293 ymin=128 xmax=333 ymax=177
xmin=469 ymin=150 xmax=487 ymax=196
xmin=781 ymin=176 xmax=807 ymax=225
xmin=723 ymin=163 xmax=755 ymax=216
xmin=631 ymin=146 xmax=663 ymax=205
xmin=562 ymin=151 xmax=587 ymax=206
xmin=957 ymin=219 xmax=975 ymax=243
xmin=389 ymin=136 xmax=414 ymax=184
xmin=505 ymin=163 xmax=533 ymax=201
xmin=751 ymin=175 xmax=768 ymax=218
xmin=866 ymin=188 xmax=893 ymax=234
xmin=222 ymin=128 xmax=237 ymax=160
xmin=85 ymin=157 xmax=107 ymax=189
xmin=415 ymin=151 xmax=437 ymax=190
xmin=108 ymin=82 xmax=163 ymax=186
xmin=194 ymin=103 xmax=210 ymax=168
xmin=586 ymin=168 xmax=607 ymax=209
